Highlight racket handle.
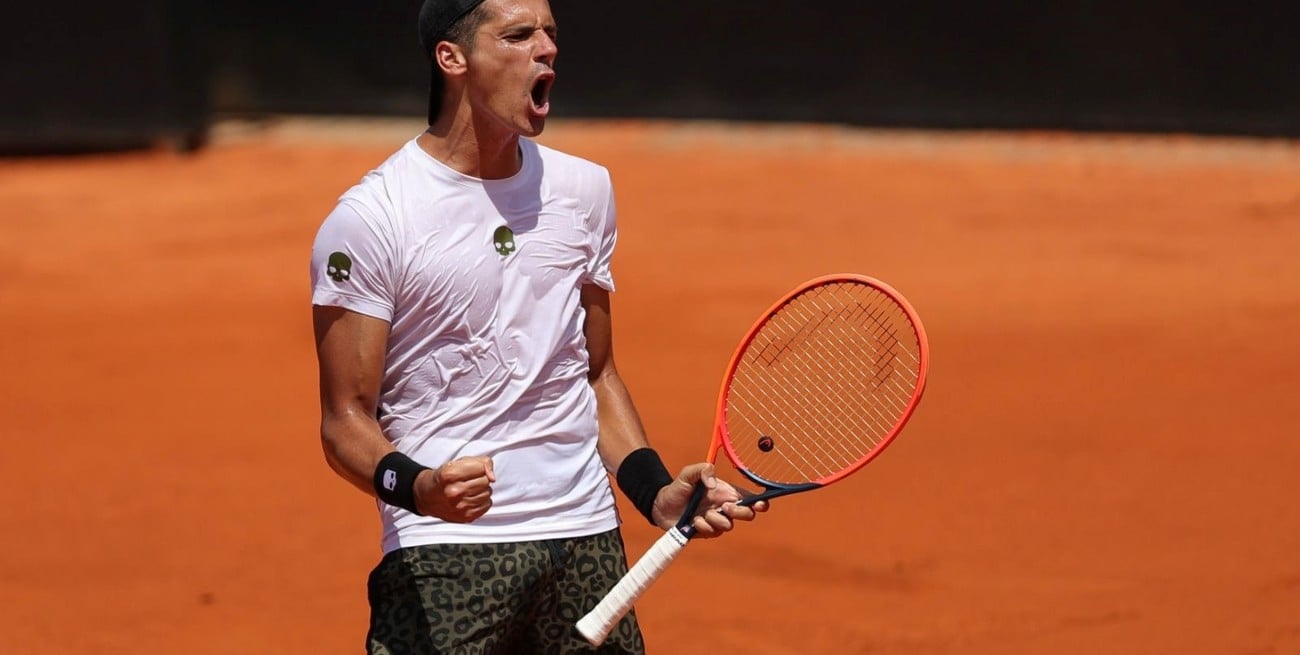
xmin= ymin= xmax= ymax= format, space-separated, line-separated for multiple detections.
xmin=576 ymin=526 xmax=690 ymax=646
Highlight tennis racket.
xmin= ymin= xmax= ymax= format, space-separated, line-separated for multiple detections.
xmin=577 ymin=273 xmax=930 ymax=645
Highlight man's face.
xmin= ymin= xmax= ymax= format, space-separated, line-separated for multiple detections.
xmin=464 ymin=0 xmax=558 ymax=138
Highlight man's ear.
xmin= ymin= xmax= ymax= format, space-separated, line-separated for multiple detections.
xmin=434 ymin=42 xmax=468 ymax=77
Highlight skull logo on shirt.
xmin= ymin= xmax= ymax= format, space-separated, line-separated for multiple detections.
xmin=326 ymin=251 xmax=353 ymax=282
xmin=493 ymin=226 xmax=516 ymax=257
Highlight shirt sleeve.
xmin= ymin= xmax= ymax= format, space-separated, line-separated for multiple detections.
xmin=309 ymin=199 xmax=397 ymax=322
xmin=584 ymin=169 xmax=618 ymax=292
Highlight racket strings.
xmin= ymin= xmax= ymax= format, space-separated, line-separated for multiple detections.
xmin=732 ymin=308 xmax=915 ymax=479
xmin=726 ymin=282 xmax=923 ymax=484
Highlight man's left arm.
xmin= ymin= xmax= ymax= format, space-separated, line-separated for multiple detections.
xmin=581 ymin=284 xmax=766 ymax=537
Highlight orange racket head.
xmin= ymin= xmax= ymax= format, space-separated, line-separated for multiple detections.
xmin=710 ymin=274 xmax=929 ymax=494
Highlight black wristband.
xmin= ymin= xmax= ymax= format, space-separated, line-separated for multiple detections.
xmin=615 ymin=447 xmax=674 ymax=525
xmin=373 ymin=451 xmax=430 ymax=515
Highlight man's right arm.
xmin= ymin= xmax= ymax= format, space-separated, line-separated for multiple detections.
xmin=312 ymin=305 xmax=496 ymax=521
xmin=313 ymin=305 xmax=397 ymax=495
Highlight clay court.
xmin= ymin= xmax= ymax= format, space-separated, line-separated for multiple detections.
xmin=2 ymin=118 xmax=1299 ymax=654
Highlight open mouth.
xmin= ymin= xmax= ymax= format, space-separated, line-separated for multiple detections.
xmin=530 ymin=73 xmax=555 ymax=114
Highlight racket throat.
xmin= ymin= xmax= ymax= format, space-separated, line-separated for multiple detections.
xmin=738 ymin=481 xmax=823 ymax=506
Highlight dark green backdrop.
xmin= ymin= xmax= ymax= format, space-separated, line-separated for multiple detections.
xmin=4 ymin=1 xmax=1297 ymax=150
xmin=210 ymin=1 xmax=1299 ymax=136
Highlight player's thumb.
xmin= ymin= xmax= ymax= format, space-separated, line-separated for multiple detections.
xmin=676 ymin=462 xmax=717 ymax=490
xmin=445 ymin=456 xmax=495 ymax=483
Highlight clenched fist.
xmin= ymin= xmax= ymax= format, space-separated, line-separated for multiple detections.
xmin=415 ymin=456 xmax=496 ymax=522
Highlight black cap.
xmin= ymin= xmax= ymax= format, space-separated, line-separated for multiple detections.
xmin=419 ymin=0 xmax=488 ymax=122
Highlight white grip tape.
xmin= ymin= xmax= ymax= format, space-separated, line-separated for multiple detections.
xmin=576 ymin=526 xmax=690 ymax=646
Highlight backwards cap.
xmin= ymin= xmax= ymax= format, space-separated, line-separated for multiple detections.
xmin=419 ymin=0 xmax=488 ymax=122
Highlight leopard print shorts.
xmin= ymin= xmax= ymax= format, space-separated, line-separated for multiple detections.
xmin=365 ymin=528 xmax=645 ymax=654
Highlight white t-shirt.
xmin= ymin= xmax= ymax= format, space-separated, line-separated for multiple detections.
xmin=310 ymin=137 xmax=621 ymax=552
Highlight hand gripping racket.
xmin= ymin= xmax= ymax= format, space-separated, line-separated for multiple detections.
xmin=577 ymin=274 xmax=930 ymax=645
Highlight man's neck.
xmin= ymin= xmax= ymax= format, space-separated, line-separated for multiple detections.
xmin=418 ymin=111 xmax=523 ymax=180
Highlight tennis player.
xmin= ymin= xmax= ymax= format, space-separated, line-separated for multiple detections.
xmin=309 ymin=0 xmax=765 ymax=652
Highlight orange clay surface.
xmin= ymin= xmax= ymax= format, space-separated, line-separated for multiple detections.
xmin=2 ymin=118 xmax=1300 ymax=654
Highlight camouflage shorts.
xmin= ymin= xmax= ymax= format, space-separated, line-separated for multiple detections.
xmin=365 ymin=528 xmax=645 ymax=654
